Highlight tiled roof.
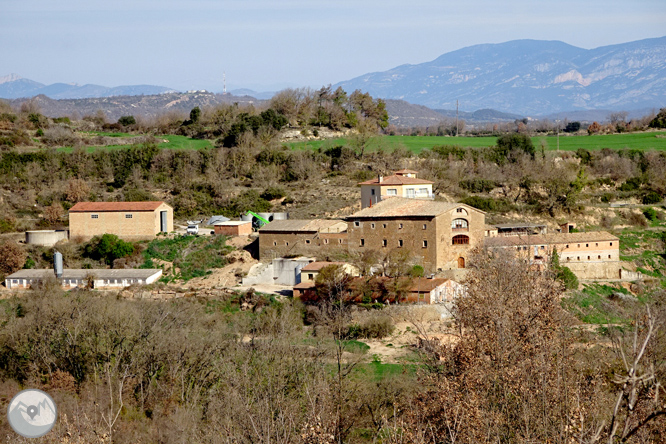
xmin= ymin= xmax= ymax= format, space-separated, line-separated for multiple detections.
xmin=359 ymin=175 xmax=433 ymax=185
xmin=484 ymin=231 xmax=619 ymax=247
xmin=301 ymin=261 xmax=346 ymax=271
xmin=347 ymin=198 xmax=474 ymax=218
xmin=259 ymin=219 xmax=346 ymax=233
xmin=69 ymin=201 xmax=167 ymax=212
xmin=394 ymin=169 xmax=419 ymax=174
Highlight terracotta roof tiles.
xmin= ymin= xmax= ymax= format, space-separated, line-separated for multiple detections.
xmin=347 ymin=198 xmax=479 ymax=218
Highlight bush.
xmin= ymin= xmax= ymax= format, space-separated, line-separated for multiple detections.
xmin=0 ymin=242 xmax=27 ymax=274
xmin=83 ymin=234 xmax=135 ymax=266
xmin=260 ymin=186 xmax=287 ymax=201
xmin=618 ymin=177 xmax=642 ymax=192
xmin=642 ymin=191 xmax=662 ymax=205
xmin=345 ymin=313 xmax=395 ymax=339
xmin=643 ymin=207 xmax=658 ymax=222
xmin=118 ymin=115 xmax=136 ymax=126
xmin=461 ymin=196 xmax=512 ymax=213
xmin=459 ymin=178 xmax=497 ymax=193
xmin=556 ymin=266 xmax=579 ymax=290
xmin=409 ymin=265 xmax=425 ymax=278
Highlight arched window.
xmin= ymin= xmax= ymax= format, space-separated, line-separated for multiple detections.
xmin=451 ymin=218 xmax=468 ymax=230
xmin=452 ymin=235 xmax=469 ymax=245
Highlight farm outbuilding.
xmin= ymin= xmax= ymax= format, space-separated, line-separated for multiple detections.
xmin=69 ymin=201 xmax=173 ymax=240
xmin=214 ymin=221 xmax=252 ymax=236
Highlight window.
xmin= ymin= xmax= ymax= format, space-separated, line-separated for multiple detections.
xmin=387 ymin=189 xmax=397 ymax=196
xmin=371 ymin=223 xmax=375 ymax=229
xmin=398 ymin=240 xmax=403 ymax=247
xmin=382 ymin=239 xmax=387 ymax=247
xmin=451 ymin=218 xmax=468 ymax=230
xmin=308 ymin=274 xmax=314 ymax=280
xmin=125 ymin=214 xmax=133 ymax=219
xmin=608 ymin=255 xmax=611 ymax=259
xmin=305 ymin=239 xmax=311 ymax=244
xmin=338 ymin=239 xmax=342 ymax=244
xmin=452 ymin=235 xmax=470 ymax=245
xmin=418 ymin=188 xmax=428 ymax=194
xmin=598 ymin=255 xmax=601 ymax=259
xmin=91 ymin=214 xmax=99 ymax=219
xmin=567 ymin=257 xmax=571 ymax=261
xmin=456 ymin=208 xmax=468 ymax=215
xmin=273 ymin=242 xmax=277 ymax=246
xmin=610 ymin=242 xmax=613 ymax=246
xmin=566 ymin=244 xmax=569 ymax=248
xmin=423 ymin=240 xmax=428 ymax=248
xmin=398 ymin=223 xmax=403 ymax=229
xmin=577 ymin=257 xmax=580 ymax=261
xmin=360 ymin=239 xmax=365 ymax=246
xmin=577 ymin=244 xmax=580 ymax=248
xmin=383 ymin=224 xmax=387 ymax=228
xmin=371 ymin=189 xmax=375 ymax=195
xmin=422 ymin=224 xmax=427 ymax=230
xmin=596 ymin=243 xmax=599 ymax=246
xmin=324 ymin=239 xmax=329 ymax=244
xmin=586 ymin=244 xmax=589 ymax=247
xmin=354 ymin=221 xmax=360 ymax=227
xmin=285 ymin=242 xmax=289 ymax=246
xmin=587 ymin=256 xmax=590 ymax=260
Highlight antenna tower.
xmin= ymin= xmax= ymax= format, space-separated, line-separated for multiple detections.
xmin=223 ymin=72 xmax=226 ymax=94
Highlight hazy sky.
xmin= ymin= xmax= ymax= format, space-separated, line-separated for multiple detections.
xmin=2 ymin=0 xmax=665 ymax=92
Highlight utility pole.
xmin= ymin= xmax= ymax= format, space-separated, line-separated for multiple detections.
xmin=456 ymin=100 xmax=459 ymax=137
xmin=223 ymin=71 xmax=226 ymax=94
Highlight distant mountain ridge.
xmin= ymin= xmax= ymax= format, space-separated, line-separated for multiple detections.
xmin=0 ymin=74 xmax=177 ymax=99
xmin=334 ymin=37 xmax=666 ymax=116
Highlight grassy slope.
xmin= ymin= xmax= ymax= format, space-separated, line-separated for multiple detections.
xmin=287 ymin=131 xmax=666 ymax=154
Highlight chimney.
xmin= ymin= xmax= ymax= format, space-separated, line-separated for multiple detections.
xmin=378 ymin=175 xmax=383 ymax=183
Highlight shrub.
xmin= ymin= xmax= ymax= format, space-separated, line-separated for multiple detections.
xmin=618 ymin=177 xmax=642 ymax=192
xmin=461 ymin=196 xmax=512 ymax=213
xmin=260 ymin=186 xmax=287 ymax=201
xmin=556 ymin=266 xmax=579 ymax=290
xmin=118 ymin=115 xmax=136 ymax=126
xmin=409 ymin=265 xmax=425 ymax=278
xmin=345 ymin=313 xmax=395 ymax=339
xmin=643 ymin=207 xmax=658 ymax=222
xmin=0 ymin=242 xmax=27 ymax=274
xmin=642 ymin=191 xmax=662 ymax=205
xmin=83 ymin=234 xmax=135 ymax=266
xmin=459 ymin=178 xmax=497 ymax=193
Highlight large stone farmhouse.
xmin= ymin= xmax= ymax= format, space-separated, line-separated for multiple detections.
xmin=69 ymin=201 xmax=173 ymax=240
xmin=347 ymin=198 xmax=485 ymax=272
xmin=256 ymin=169 xmax=628 ymax=281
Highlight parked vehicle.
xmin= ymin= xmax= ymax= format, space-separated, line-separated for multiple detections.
xmin=186 ymin=224 xmax=199 ymax=235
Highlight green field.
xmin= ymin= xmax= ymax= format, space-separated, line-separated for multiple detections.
xmin=59 ymin=133 xmax=213 ymax=153
xmin=287 ymin=131 xmax=666 ymax=154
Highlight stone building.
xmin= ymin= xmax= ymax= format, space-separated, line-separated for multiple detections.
xmin=484 ymin=231 xmax=622 ymax=279
xmin=258 ymin=219 xmax=348 ymax=260
xmin=213 ymin=220 xmax=252 ymax=236
xmin=346 ymin=198 xmax=486 ymax=273
xmin=359 ymin=169 xmax=434 ymax=209
xmin=69 ymin=201 xmax=173 ymax=240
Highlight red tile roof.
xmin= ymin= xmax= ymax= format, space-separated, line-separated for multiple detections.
xmin=69 ymin=201 xmax=167 ymax=213
xmin=358 ymin=175 xmax=433 ymax=185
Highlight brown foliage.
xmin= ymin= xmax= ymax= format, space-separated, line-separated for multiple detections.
xmin=0 ymin=241 xmax=26 ymax=274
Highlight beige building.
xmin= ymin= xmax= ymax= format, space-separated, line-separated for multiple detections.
xmin=484 ymin=231 xmax=622 ymax=279
xmin=69 ymin=201 xmax=173 ymax=240
xmin=359 ymin=169 xmax=434 ymax=209
xmin=300 ymin=261 xmax=360 ymax=283
xmin=258 ymin=219 xmax=348 ymax=260
xmin=346 ymin=198 xmax=486 ymax=273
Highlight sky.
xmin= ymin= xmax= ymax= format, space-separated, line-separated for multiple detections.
xmin=2 ymin=0 xmax=665 ymax=92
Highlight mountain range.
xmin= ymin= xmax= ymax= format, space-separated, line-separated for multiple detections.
xmin=0 ymin=74 xmax=176 ymax=99
xmin=334 ymin=37 xmax=666 ymax=116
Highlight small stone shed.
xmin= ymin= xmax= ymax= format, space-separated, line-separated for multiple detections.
xmin=214 ymin=221 xmax=252 ymax=236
